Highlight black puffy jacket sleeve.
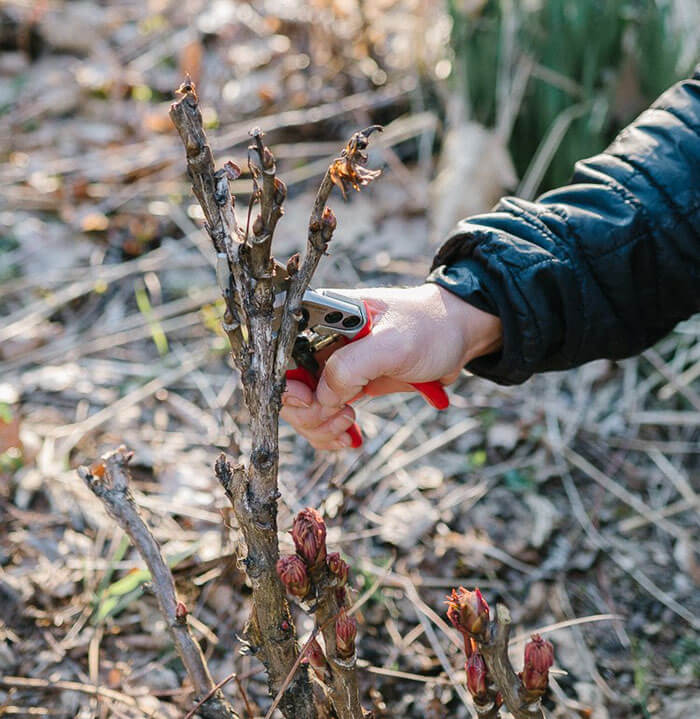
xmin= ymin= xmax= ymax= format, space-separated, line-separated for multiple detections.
xmin=428 ymin=69 xmax=700 ymax=385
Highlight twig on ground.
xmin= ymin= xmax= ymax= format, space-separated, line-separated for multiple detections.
xmin=78 ymin=446 xmax=238 ymax=719
xmin=546 ymin=408 xmax=700 ymax=630
xmin=0 ymin=676 xmax=139 ymax=711
xmin=553 ymin=583 xmax=623 ymax=704
xmin=184 ymin=673 xmax=240 ymax=719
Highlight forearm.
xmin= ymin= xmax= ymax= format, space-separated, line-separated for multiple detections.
xmin=429 ymin=70 xmax=700 ymax=385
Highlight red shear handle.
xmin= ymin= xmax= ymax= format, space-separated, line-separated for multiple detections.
xmin=409 ymin=381 xmax=449 ymax=410
xmin=285 ymin=367 xmax=364 ymax=448
xmin=354 ymin=302 xmax=449 ymax=411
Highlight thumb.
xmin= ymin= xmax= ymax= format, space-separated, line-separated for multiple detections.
xmin=316 ymin=336 xmax=395 ymax=408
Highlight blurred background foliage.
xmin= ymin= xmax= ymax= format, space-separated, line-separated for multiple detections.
xmin=448 ymin=0 xmax=696 ymax=194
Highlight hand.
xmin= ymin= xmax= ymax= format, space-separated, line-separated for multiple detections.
xmin=280 ymin=283 xmax=502 ymax=450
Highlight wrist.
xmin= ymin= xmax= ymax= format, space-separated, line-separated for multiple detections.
xmin=434 ymin=284 xmax=503 ymax=364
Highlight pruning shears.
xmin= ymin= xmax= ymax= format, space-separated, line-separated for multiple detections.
xmin=217 ymin=254 xmax=449 ymax=448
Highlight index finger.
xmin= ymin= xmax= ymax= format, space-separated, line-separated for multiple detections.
xmin=315 ymin=335 xmax=397 ymax=408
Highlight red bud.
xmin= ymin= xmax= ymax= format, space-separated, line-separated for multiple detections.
xmin=291 ymin=508 xmax=327 ymax=569
xmin=175 ymin=601 xmax=188 ymax=622
xmin=335 ymin=609 xmax=357 ymax=660
xmin=305 ymin=638 xmax=326 ymax=670
xmin=326 ymin=552 xmax=349 ymax=586
xmin=276 ymin=555 xmax=311 ymax=598
xmin=466 ymin=652 xmax=488 ymax=700
xmin=303 ymin=637 xmax=329 ymax=682
xmin=521 ymin=634 xmax=554 ymax=694
xmin=446 ymin=587 xmax=490 ymax=638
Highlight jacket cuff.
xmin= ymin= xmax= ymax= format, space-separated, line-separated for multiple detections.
xmin=427 ymin=258 xmax=534 ymax=385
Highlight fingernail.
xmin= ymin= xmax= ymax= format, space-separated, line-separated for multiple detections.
xmin=338 ymin=433 xmax=353 ymax=447
xmin=283 ymin=394 xmax=310 ymax=409
xmin=331 ymin=415 xmax=354 ymax=433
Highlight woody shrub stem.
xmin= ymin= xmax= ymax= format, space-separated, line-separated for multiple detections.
xmin=171 ymin=81 xmax=320 ymax=719
xmin=171 ymin=81 xmax=381 ymax=719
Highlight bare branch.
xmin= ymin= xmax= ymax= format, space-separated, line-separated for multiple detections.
xmin=169 ymin=81 xmax=249 ymax=362
xmin=274 ymin=126 xmax=382 ymax=384
xmin=248 ymin=128 xmax=285 ymax=279
xmin=172 ymin=77 xmax=317 ymax=719
xmin=78 ymin=447 xmax=238 ymax=719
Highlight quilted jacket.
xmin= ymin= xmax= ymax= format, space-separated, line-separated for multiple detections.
xmin=428 ymin=67 xmax=700 ymax=385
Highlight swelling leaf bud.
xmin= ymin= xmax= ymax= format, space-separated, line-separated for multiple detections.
xmin=224 ymin=161 xmax=241 ymax=181
xmin=276 ymin=555 xmax=311 ymax=598
xmin=273 ymin=176 xmax=287 ymax=205
xmin=521 ymin=634 xmax=554 ymax=694
xmin=304 ymin=637 xmax=330 ymax=683
xmin=466 ymin=652 xmax=489 ymax=700
xmin=335 ymin=609 xmax=357 ymax=660
xmin=291 ymin=508 xmax=327 ymax=569
xmin=320 ymin=206 xmax=337 ymax=241
xmin=446 ymin=587 xmax=490 ymax=638
xmin=252 ymin=214 xmax=264 ymax=236
xmin=326 ymin=552 xmax=349 ymax=586
xmin=286 ymin=253 xmax=300 ymax=277
xmin=262 ymin=147 xmax=274 ymax=171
